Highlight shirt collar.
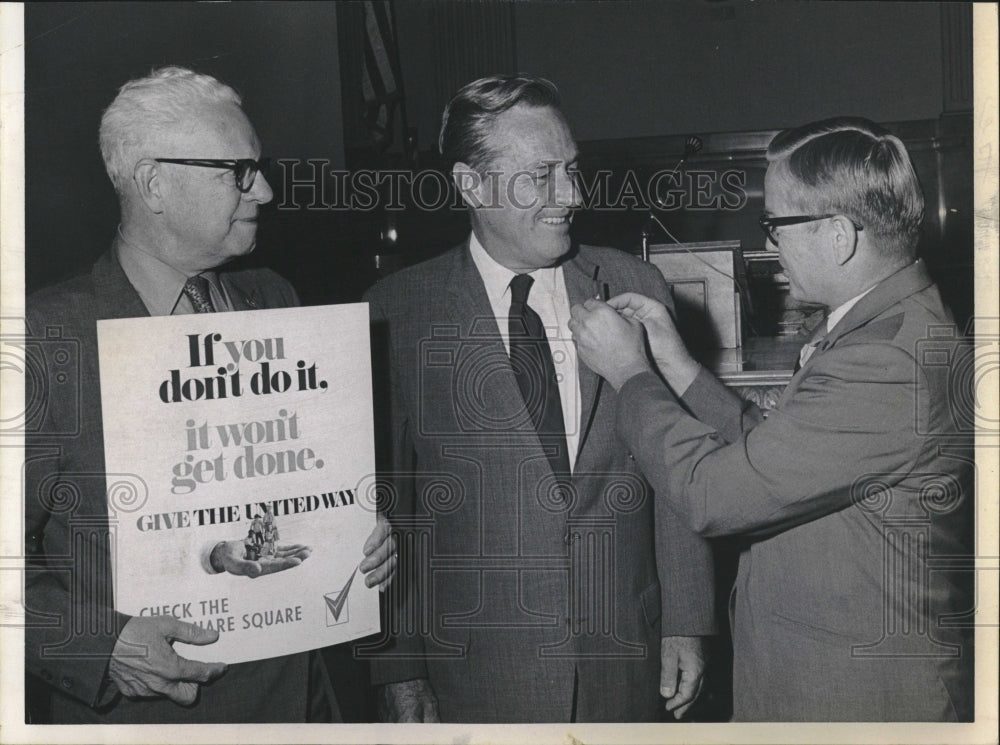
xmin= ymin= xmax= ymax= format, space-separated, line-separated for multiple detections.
xmin=115 ymin=228 xmax=221 ymax=315
xmin=467 ymin=231 xmax=561 ymax=306
xmin=825 ymin=284 xmax=875 ymax=334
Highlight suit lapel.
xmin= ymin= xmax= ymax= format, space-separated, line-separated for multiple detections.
xmin=445 ymin=243 xmax=605 ymax=466
xmin=444 ymin=244 xmax=531 ymax=432
xmin=826 ymin=260 xmax=933 ymax=345
xmin=222 ymin=275 xmax=261 ymax=311
xmin=562 ymin=251 xmax=602 ymax=463
xmin=809 ymin=260 xmax=935 ymax=360
xmin=92 ymin=249 xmax=150 ymax=321
xmin=781 ymin=261 xmax=936 ymax=406
xmin=444 ymin=242 xmax=502 ymax=333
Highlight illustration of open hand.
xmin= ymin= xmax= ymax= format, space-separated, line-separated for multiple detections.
xmin=209 ymin=540 xmax=312 ymax=578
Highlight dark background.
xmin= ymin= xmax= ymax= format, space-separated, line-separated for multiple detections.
xmin=26 ymin=1 xmax=973 ymax=312
xmin=22 ymin=0 xmax=975 ymax=723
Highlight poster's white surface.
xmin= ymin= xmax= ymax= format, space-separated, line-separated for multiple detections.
xmin=96 ymin=303 xmax=378 ymax=663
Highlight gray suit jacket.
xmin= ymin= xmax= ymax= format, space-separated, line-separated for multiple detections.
xmin=616 ymin=260 xmax=974 ymax=720
xmin=362 ymin=242 xmax=715 ymax=722
xmin=24 ymin=249 xmax=314 ymax=723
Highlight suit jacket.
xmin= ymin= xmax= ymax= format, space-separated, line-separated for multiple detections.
xmin=616 ymin=260 xmax=974 ymax=721
xmin=24 ymin=249 xmax=314 ymax=723
xmin=362 ymin=242 xmax=715 ymax=722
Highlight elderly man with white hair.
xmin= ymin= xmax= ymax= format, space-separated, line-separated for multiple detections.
xmin=25 ymin=66 xmax=396 ymax=724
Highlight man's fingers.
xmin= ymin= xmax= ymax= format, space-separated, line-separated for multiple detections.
xmin=274 ymin=543 xmax=311 ymax=557
xmin=672 ymin=700 xmax=694 ymax=719
xmin=108 ymin=617 xmax=228 ymax=707
xmin=225 ymin=556 xmax=263 ymax=577
xmin=169 ymin=681 xmax=199 ymax=706
xmin=667 ymin=675 xmax=703 ymax=719
xmin=259 ymin=556 xmax=304 ymax=575
xmin=120 ymin=674 xmax=198 ymax=706
xmin=664 ymin=663 xmax=703 ymax=718
xmin=676 ymin=667 xmax=700 ymax=703
xmin=219 ymin=549 xmax=259 ymax=576
xmin=366 ymin=552 xmax=398 ymax=588
xmin=664 ymin=674 xmax=698 ymax=711
xmin=660 ymin=648 xmax=679 ymax=698
xmin=376 ymin=551 xmax=400 ymax=591
xmin=116 ymin=679 xmax=148 ymax=698
xmin=382 ymin=679 xmax=437 ymax=723
xmin=175 ymin=655 xmax=228 ymax=684
xmin=361 ymin=532 xmax=396 ymax=573
xmin=157 ymin=679 xmax=200 ymax=706
xmin=363 ymin=516 xmax=391 ymax=554
xmin=243 ymin=561 xmax=263 ymax=577
xmin=161 ymin=616 xmax=220 ymax=647
xmin=607 ymin=292 xmax=654 ymax=313
xmin=362 ymin=518 xmax=397 ymax=586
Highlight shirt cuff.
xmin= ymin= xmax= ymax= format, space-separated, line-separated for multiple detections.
xmin=201 ymin=540 xmax=226 ymax=574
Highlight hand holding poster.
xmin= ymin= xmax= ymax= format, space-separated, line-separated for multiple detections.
xmin=97 ymin=303 xmax=379 ymax=664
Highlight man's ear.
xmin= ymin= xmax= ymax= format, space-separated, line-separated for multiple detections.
xmin=829 ymin=214 xmax=859 ymax=266
xmin=132 ymin=159 xmax=165 ymax=214
xmin=452 ymin=162 xmax=486 ymax=210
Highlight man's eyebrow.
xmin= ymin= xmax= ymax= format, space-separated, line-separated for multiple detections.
xmin=536 ymin=156 xmax=580 ymax=169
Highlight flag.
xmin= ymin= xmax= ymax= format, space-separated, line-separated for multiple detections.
xmin=361 ymin=0 xmax=402 ymax=150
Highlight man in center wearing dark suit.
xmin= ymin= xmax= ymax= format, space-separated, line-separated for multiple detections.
xmin=364 ymin=74 xmax=715 ymax=722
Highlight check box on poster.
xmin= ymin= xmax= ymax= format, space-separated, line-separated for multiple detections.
xmin=324 ymin=569 xmax=357 ymax=626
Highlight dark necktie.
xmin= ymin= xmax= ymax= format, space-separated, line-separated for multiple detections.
xmin=183 ymin=274 xmax=216 ymax=313
xmin=508 ymin=274 xmax=570 ymax=477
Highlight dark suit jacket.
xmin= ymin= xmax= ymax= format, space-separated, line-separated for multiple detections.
xmin=616 ymin=260 xmax=974 ymax=720
xmin=24 ymin=249 xmax=313 ymax=723
xmin=362 ymin=242 xmax=715 ymax=722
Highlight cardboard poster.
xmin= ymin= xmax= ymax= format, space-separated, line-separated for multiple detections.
xmin=96 ymin=303 xmax=379 ymax=663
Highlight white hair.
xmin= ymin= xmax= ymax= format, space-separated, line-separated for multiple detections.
xmin=99 ymin=66 xmax=242 ymax=196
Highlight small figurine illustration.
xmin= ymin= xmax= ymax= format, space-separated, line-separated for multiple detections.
xmin=206 ymin=505 xmax=311 ymax=578
xmin=250 ymin=512 xmax=264 ymax=549
xmin=261 ymin=505 xmax=279 ymax=557
xmin=243 ymin=529 xmax=261 ymax=561
xmin=245 ymin=506 xmax=282 ymax=560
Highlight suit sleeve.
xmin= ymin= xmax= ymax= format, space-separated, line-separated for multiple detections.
xmin=617 ymin=342 xmax=924 ymax=538
xmin=638 ymin=266 xmax=716 ymax=636
xmin=364 ymin=290 xmax=429 ymax=685
xmin=681 ymin=366 xmax=764 ymax=444
xmin=23 ymin=307 xmax=130 ymax=709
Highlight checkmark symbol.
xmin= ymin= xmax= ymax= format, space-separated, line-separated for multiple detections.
xmin=324 ymin=568 xmax=357 ymax=622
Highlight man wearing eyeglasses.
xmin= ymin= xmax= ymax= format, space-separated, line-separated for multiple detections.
xmin=24 ymin=67 xmax=396 ymax=723
xmin=569 ymin=117 xmax=973 ymax=720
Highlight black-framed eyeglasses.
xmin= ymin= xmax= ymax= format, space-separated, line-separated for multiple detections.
xmin=758 ymin=214 xmax=863 ymax=246
xmin=154 ymin=158 xmax=270 ymax=193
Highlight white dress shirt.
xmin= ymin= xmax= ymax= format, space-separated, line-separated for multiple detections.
xmin=799 ymin=286 xmax=875 ymax=368
xmin=115 ymin=228 xmax=232 ymax=315
xmin=468 ymin=233 xmax=581 ymax=470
